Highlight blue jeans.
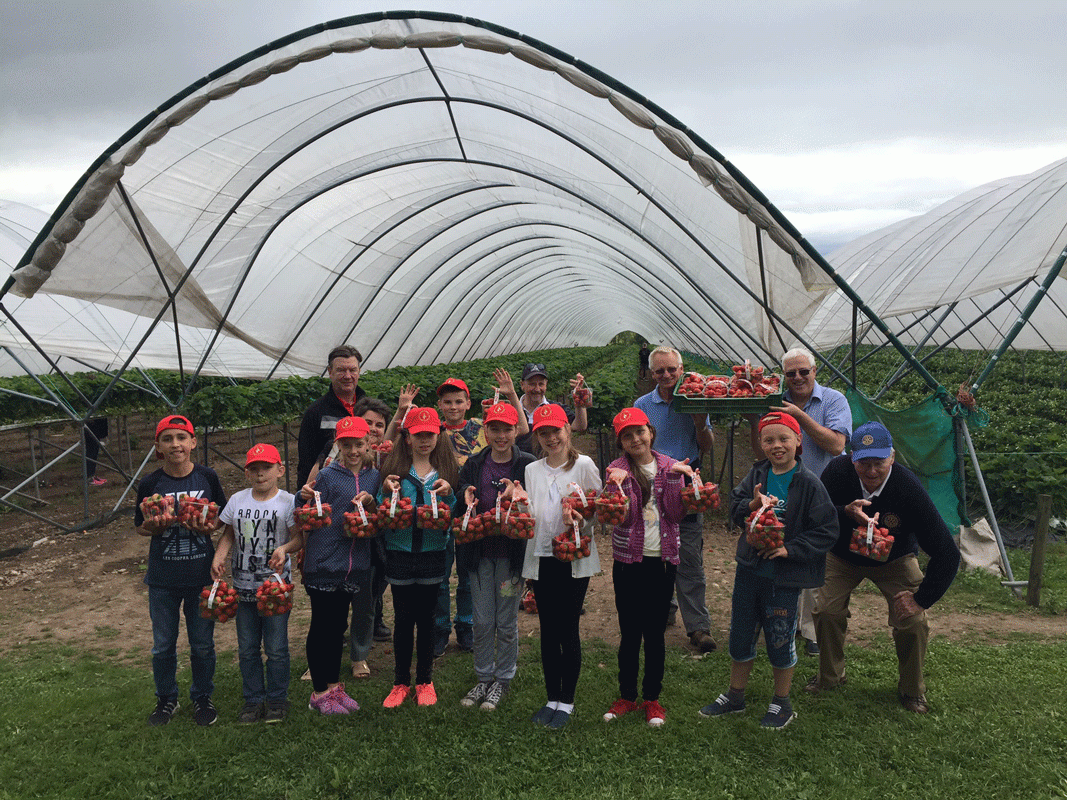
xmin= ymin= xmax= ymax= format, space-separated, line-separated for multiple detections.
xmin=727 ymin=565 xmax=799 ymax=670
xmin=434 ymin=537 xmax=473 ymax=636
xmin=235 ymin=601 xmax=290 ymax=704
xmin=148 ymin=585 xmax=215 ymax=703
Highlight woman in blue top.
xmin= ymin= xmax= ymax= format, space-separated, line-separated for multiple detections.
xmin=378 ymin=407 xmax=459 ymax=708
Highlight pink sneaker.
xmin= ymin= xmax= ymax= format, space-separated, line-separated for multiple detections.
xmin=331 ymin=684 xmax=360 ymax=712
xmin=383 ymin=684 xmax=411 ymax=708
xmin=415 ymin=682 xmax=437 ymax=706
xmin=90 ymin=477 xmax=107 ymax=486
xmin=309 ymin=689 xmax=349 ymax=716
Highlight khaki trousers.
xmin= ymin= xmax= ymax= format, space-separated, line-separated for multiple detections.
xmin=813 ymin=552 xmax=929 ymax=697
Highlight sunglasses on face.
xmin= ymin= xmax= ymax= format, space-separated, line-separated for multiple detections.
xmin=785 ymin=368 xmax=812 ymax=378
xmin=653 ymin=366 xmax=680 ymax=375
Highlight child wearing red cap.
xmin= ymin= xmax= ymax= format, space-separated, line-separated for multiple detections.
xmin=378 ymin=407 xmax=460 ymax=708
xmin=601 ymin=408 xmax=695 ymax=728
xmin=135 ymin=415 xmax=227 ymax=727
xmin=454 ymin=401 xmax=537 ymax=711
xmin=211 ymin=444 xmax=297 ymax=724
xmin=294 ymin=416 xmax=381 ymax=716
xmin=522 ymin=403 xmax=602 ymax=730
xmin=699 ymin=411 xmax=837 ymax=729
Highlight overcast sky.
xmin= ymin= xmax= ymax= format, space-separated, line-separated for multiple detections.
xmin=2 ymin=0 xmax=1065 ymax=253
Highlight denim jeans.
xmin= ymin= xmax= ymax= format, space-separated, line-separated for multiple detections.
xmin=434 ymin=536 xmax=473 ymax=636
xmin=148 ymin=584 xmax=215 ymax=703
xmin=235 ymin=601 xmax=290 ymax=704
xmin=727 ymin=565 xmax=799 ymax=670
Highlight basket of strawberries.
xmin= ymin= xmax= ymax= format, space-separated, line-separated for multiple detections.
xmin=850 ymin=519 xmax=894 ymax=562
xmin=177 ymin=495 xmax=220 ymax=530
xmin=452 ymin=503 xmax=489 ymax=545
xmin=594 ymin=484 xmax=629 ymax=526
xmin=681 ymin=478 xmax=721 ymax=513
xmin=255 ymin=573 xmax=294 ymax=617
xmin=416 ymin=493 xmax=452 ymax=530
xmin=342 ymin=502 xmax=380 ymax=538
xmin=745 ymin=503 xmax=785 ymax=551
xmin=296 ymin=493 xmax=332 ymax=532
xmin=552 ymin=521 xmax=592 ymax=562
xmin=561 ymin=483 xmax=597 ymax=520
xmin=199 ymin=579 xmax=238 ymax=622
xmin=377 ymin=490 xmax=414 ymax=529
xmin=140 ymin=493 xmax=176 ymax=524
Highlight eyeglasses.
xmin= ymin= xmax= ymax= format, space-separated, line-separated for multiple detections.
xmin=785 ymin=368 xmax=812 ymax=378
xmin=653 ymin=366 xmax=680 ymax=375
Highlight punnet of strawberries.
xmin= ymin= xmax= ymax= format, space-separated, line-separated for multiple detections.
xmin=377 ymin=496 xmax=414 ymax=529
xmin=199 ymin=580 xmax=238 ymax=622
xmin=501 ymin=503 xmax=536 ymax=540
xmin=481 ymin=497 xmax=512 ymax=536
xmin=571 ymin=386 xmax=593 ymax=408
xmin=745 ymin=506 xmax=785 ymax=551
xmin=552 ymin=528 xmax=592 ymax=562
xmin=177 ymin=496 xmax=220 ymax=529
xmin=296 ymin=502 xmax=332 ymax=532
xmin=561 ymin=488 xmax=597 ymax=519
xmin=255 ymin=575 xmax=295 ymax=617
xmin=676 ymin=362 xmax=781 ymax=399
xmin=850 ymin=524 xmax=895 ymax=562
xmin=416 ymin=501 xmax=452 ymax=530
xmin=681 ymin=480 xmax=721 ymax=513
xmin=594 ymin=488 xmax=629 ymax=526
xmin=452 ymin=508 xmax=489 ymax=544
xmin=342 ymin=505 xmax=380 ymax=538
xmin=140 ymin=493 xmax=175 ymax=522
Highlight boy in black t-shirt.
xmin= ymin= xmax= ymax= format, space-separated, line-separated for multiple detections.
xmin=135 ymin=415 xmax=227 ymax=727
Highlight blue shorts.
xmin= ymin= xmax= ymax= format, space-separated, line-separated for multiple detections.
xmin=728 ymin=564 xmax=799 ymax=670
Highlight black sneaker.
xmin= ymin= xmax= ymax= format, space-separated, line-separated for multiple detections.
xmin=237 ymin=702 xmax=264 ymax=725
xmin=264 ymin=701 xmax=289 ymax=723
xmin=699 ymin=693 xmax=745 ymax=718
xmin=192 ymin=698 xmax=218 ymax=727
xmin=373 ymin=621 xmax=392 ymax=642
xmin=433 ymin=630 xmax=450 ymax=658
xmin=760 ymin=700 xmax=796 ymax=729
xmin=147 ymin=698 xmax=179 ymax=726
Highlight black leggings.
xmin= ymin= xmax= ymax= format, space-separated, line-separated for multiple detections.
xmin=613 ymin=557 xmax=676 ymax=702
xmin=390 ymin=582 xmax=438 ymax=686
xmin=531 ymin=556 xmax=589 ymax=704
xmin=305 ymin=587 xmax=353 ymax=693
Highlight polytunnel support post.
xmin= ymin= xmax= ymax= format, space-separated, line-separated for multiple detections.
xmin=970 ymin=245 xmax=1067 ymax=393
xmin=959 ymin=418 xmax=1017 ymax=593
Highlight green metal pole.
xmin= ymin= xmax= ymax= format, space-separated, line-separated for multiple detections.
xmin=971 ymin=245 xmax=1067 ymax=393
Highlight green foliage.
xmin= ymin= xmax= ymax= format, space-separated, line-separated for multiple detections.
xmin=1 ymin=637 xmax=1065 ymax=799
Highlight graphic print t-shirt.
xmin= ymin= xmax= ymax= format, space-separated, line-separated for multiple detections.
xmin=136 ymin=465 xmax=227 ymax=588
xmin=219 ymin=488 xmax=296 ymax=600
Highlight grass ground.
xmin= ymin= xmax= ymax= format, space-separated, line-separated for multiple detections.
xmin=2 ymin=631 xmax=1065 ymax=800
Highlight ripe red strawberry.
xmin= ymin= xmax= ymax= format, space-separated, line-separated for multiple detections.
xmin=502 ymin=508 xmax=536 ymax=540
xmin=551 ymin=529 xmax=592 ymax=562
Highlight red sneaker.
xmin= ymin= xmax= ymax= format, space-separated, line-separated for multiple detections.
xmin=383 ymin=684 xmax=410 ymax=708
xmin=643 ymin=699 xmax=666 ymax=727
xmin=602 ymin=697 xmax=639 ymax=721
xmin=415 ymin=682 xmax=437 ymax=706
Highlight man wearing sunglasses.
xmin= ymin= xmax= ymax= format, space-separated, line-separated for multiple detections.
xmin=750 ymin=346 xmax=852 ymax=656
xmin=635 ymin=346 xmax=717 ymax=653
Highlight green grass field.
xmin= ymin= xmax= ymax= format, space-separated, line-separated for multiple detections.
xmin=2 ymin=628 xmax=1065 ymax=800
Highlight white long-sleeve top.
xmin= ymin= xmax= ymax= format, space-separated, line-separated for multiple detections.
xmin=522 ymin=454 xmax=603 ymax=580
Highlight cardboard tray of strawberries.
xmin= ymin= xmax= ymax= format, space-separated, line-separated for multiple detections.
xmin=671 ymin=364 xmax=784 ymax=415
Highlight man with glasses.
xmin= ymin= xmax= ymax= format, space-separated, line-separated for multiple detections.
xmin=634 ymin=347 xmax=717 ymax=653
xmin=515 ymin=363 xmax=588 ymax=453
xmin=750 ymin=346 xmax=852 ymax=655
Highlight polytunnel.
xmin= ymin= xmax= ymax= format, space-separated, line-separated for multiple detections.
xmin=2 ymin=10 xmax=909 ymax=389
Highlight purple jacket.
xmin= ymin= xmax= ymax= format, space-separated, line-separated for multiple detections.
xmin=607 ymin=451 xmax=686 ymax=564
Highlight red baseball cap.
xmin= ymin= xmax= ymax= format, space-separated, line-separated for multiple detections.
xmin=245 ymin=443 xmax=282 ymax=467
xmin=404 ymin=407 xmax=442 ymax=435
xmin=155 ymin=414 xmax=195 ymax=440
xmin=612 ymin=407 xmax=650 ymax=437
xmin=758 ymin=411 xmax=803 ymax=454
xmin=531 ymin=403 xmax=568 ymax=431
xmin=335 ymin=416 xmax=370 ymax=440
xmin=483 ymin=401 xmax=518 ymax=426
xmin=436 ymin=378 xmax=469 ymax=397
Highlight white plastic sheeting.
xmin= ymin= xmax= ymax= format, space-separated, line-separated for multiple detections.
xmin=806 ymin=156 xmax=1067 ymax=352
xmin=3 ymin=13 xmax=833 ymax=380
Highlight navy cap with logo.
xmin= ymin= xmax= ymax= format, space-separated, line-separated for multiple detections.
xmin=522 ymin=363 xmax=548 ymax=381
xmin=850 ymin=421 xmax=893 ymax=462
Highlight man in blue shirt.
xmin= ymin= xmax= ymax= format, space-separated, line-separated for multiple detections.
xmin=749 ymin=346 xmax=852 ymax=655
xmin=634 ymin=346 xmax=717 ymax=652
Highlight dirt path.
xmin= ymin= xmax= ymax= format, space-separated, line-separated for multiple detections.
xmin=2 ymin=514 xmax=1059 ymax=672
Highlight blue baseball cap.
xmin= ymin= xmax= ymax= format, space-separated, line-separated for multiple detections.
xmin=850 ymin=421 xmax=893 ymax=461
